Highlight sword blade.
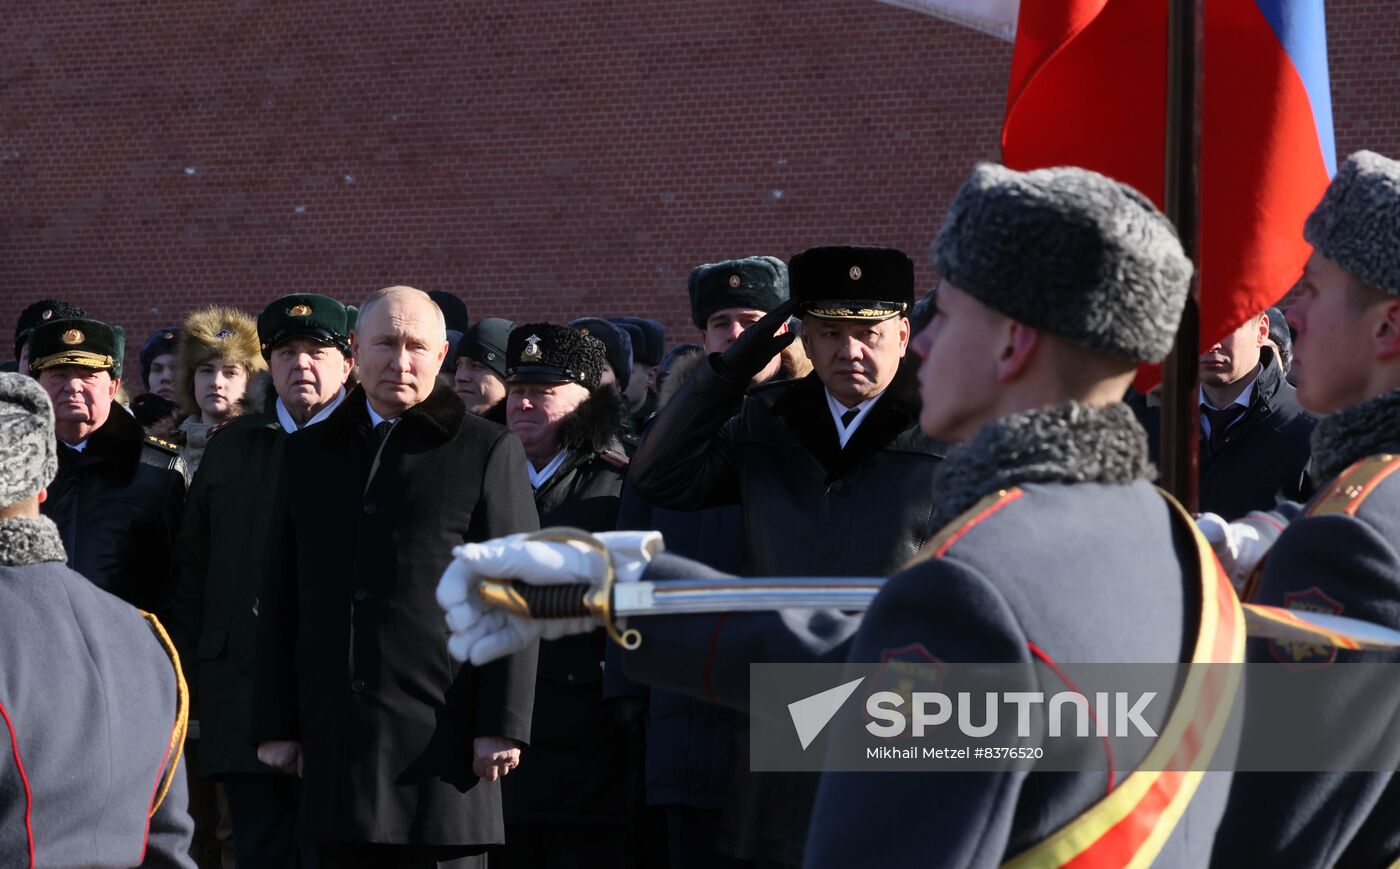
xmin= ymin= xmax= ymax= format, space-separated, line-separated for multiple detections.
xmin=607 ymin=577 xmax=1400 ymax=651
xmin=612 ymin=577 xmax=885 ymax=616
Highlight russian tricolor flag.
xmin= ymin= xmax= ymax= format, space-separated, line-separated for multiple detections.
xmin=1000 ymin=0 xmax=1336 ymax=359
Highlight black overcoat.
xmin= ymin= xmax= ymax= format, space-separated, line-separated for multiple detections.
xmin=251 ymin=384 xmax=540 ymax=846
xmin=502 ymin=387 xmax=642 ymax=826
xmin=42 ymin=402 xmax=186 ymax=614
xmin=171 ymin=413 xmax=289 ymax=777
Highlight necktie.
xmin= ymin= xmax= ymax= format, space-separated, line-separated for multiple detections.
xmin=374 ymin=419 xmax=395 ymax=446
xmin=1201 ymin=404 xmax=1245 ymax=452
xmin=840 ymin=408 xmax=860 ymax=428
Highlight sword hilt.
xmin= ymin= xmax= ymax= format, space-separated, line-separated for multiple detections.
xmin=474 ymin=527 xmax=644 ymax=650
xmin=509 ymin=580 xmax=593 ymax=619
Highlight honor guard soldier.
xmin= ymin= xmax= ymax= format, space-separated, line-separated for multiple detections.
xmin=453 ymin=317 xmax=514 ymax=422
xmin=170 ymin=293 xmax=355 ymax=868
xmin=0 ymin=372 xmax=195 ymax=868
xmin=1212 ymin=150 xmax=1400 ymax=868
xmin=29 ymin=315 xmax=187 ymax=614
xmin=444 ymin=164 xmax=1239 ymax=868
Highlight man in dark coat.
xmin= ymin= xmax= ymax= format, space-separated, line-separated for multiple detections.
xmin=1138 ymin=309 xmax=1315 ymax=519
xmin=252 ymin=286 xmax=539 ymax=869
xmin=447 ymin=164 xmax=1239 ymax=868
xmin=0 ymin=371 xmax=195 ymax=868
xmin=1212 ymin=150 xmax=1400 ymax=868
xmin=29 ymin=316 xmax=186 ymax=614
xmin=172 ymin=293 xmax=355 ymax=868
xmin=452 ymin=317 xmax=512 ymax=423
xmin=493 ymin=322 xmax=641 ymax=868
xmin=628 ymin=245 xmax=948 ymax=866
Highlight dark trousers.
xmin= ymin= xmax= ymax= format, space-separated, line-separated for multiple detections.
xmin=317 ymin=843 xmax=485 ymax=869
xmin=492 ymin=824 xmax=627 ymax=869
xmin=222 ymin=774 xmax=314 ymax=869
xmin=666 ymin=805 xmax=746 ymax=869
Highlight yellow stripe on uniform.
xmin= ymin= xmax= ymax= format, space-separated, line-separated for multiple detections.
xmin=139 ymin=611 xmax=190 ymax=817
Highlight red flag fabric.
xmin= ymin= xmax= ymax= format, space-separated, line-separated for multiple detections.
xmin=1000 ymin=0 xmax=1335 ymax=388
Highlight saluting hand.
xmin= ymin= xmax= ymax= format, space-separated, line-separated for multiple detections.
xmin=717 ymin=298 xmax=798 ymax=383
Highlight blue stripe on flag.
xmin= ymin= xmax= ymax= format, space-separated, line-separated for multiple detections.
xmin=1253 ymin=0 xmax=1336 ymax=176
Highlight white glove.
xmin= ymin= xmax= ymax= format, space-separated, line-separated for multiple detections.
xmin=1196 ymin=512 xmax=1271 ymax=590
xmin=436 ymin=531 xmax=663 ymax=666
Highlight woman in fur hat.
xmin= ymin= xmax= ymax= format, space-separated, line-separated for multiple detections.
xmin=174 ymin=305 xmax=266 ymax=480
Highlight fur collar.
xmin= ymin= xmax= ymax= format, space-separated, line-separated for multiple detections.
xmin=658 ymin=350 xmax=706 ymax=409
xmin=64 ymin=401 xmax=145 ymax=475
xmin=932 ymin=401 xmax=1154 ymax=524
xmin=1310 ymin=387 xmax=1400 ymax=483
xmin=558 ymin=385 xmax=628 ymax=455
xmin=323 ymin=383 xmax=465 ymax=443
xmin=0 ymin=515 xmax=67 ymax=567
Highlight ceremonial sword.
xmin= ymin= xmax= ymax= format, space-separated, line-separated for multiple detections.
xmin=475 ymin=530 xmax=1400 ymax=653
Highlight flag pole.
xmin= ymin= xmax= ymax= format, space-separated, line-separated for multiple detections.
xmin=1161 ymin=0 xmax=1201 ymax=510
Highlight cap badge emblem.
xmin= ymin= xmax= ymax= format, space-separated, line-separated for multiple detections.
xmin=214 ymin=329 xmax=233 ymax=340
xmin=163 ymin=331 xmax=175 ymax=340
xmin=289 ymin=304 xmax=313 ymax=317
xmin=62 ymin=328 xmax=84 ymax=345
xmin=849 ymin=266 xmax=862 ymax=281
xmin=728 ymin=274 xmax=742 ymax=288
xmin=578 ymin=327 xmax=590 ymax=337
xmin=522 ymin=334 xmax=543 ymax=362
xmin=486 ymin=352 xmax=496 ymax=361
xmin=41 ymin=309 xmax=53 ymax=320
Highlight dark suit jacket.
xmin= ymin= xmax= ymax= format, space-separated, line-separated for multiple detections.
xmin=251 ymin=384 xmax=539 ymax=846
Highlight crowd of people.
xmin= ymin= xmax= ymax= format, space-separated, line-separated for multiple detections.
xmin=0 ymin=150 xmax=1397 ymax=869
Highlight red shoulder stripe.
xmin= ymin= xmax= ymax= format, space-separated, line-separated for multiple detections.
xmin=0 ymin=700 xmax=35 ymax=869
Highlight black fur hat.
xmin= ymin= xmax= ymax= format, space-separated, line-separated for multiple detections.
xmin=789 ymin=245 xmax=915 ymax=320
xmin=688 ymin=256 xmax=789 ymax=329
xmin=506 ymin=323 xmax=606 ymax=390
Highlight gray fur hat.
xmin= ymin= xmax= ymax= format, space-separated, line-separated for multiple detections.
xmin=931 ymin=163 xmax=1193 ymax=363
xmin=1303 ymin=150 xmax=1400 ymax=296
xmin=0 ymin=372 xmax=58 ymax=507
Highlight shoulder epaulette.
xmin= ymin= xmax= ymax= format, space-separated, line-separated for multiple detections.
xmin=1307 ymin=453 xmax=1400 ymax=518
xmin=142 ymin=434 xmax=181 ymax=455
xmin=599 ymin=449 xmax=630 ymax=469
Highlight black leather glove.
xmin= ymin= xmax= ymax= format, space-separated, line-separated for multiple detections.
xmin=715 ymin=299 xmax=799 ymax=383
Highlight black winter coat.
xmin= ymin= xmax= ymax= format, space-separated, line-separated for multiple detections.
xmin=251 ymin=384 xmax=540 ymax=847
xmin=502 ymin=387 xmax=642 ymax=826
xmin=1140 ymin=348 xmax=1315 ymax=519
xmin=631 ymin=359 xmax=948 ymax=576
xmin=171 ymin=413 xmax=290 ymax=777
xmin=43 ymin=402 xmax=186 ymax=614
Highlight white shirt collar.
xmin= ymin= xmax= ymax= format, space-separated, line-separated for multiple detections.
xmin=1198 ymin=368 xmax=1258 ymax=438
xmin=365 ymin=398 xmax=399 ymax=430
xmin=824 ymin=388 xmax=884 ymax=449
xmin=526 ymin=451 xmax=570 ymax=489
xmin=277 ymin=387 xmax=347 ymax=433
xmin=60 ymin=438 xmax=89 ymax=453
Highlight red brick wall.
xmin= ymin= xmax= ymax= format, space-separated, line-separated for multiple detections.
xmin=1 ymin=1 xmax=1395 ymax=384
